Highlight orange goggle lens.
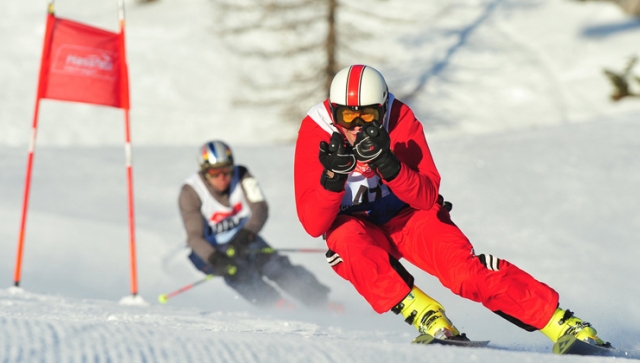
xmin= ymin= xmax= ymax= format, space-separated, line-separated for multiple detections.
xmin=205 ymin=166 xmax=233 ymax=178
xmin=335 ymin=106 xmax=381 ymax=129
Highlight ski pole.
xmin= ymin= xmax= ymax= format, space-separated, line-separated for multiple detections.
xmin=226 ymin=246 xmax=326 ymax=257
xmin=274 ymin=248 xmax=326 ymax=253
xmin=158 ymin=274 xmax=215 ymax=303
xmin=158 ymin=248 xmax=325 ymax=303
xmin=249 ymin=247 xmax=327 ymax=254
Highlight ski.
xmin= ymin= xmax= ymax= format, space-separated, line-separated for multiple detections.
xmin=413 ymin=333 xmax=636 ymax=358
xmin=553 ymin=335 xmax=618 ymax=356
xmin=412 ymin=333 xmax=490 ymax=348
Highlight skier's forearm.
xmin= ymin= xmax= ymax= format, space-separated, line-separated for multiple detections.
xmin=297 ymin=187 xmax=343 ymax=237
xmin=243 ymin=200 xmax=268 ymax=234
xmin=179 ymin=184 xmax=216 ymax=260
xmin=386 ymin=165 xmax=440 ymax=211
xmin=187 ymin=235 xmax=216 ymax=262
xmin=182 ymin=209 xmax=215 ymax=260
xmin=385 ymin=108 xmax=441 ymax=211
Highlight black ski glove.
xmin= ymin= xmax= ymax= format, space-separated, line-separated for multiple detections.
xmin=318 ymin=132 xmax=356 ymax=192
xmin=353 ymin=121 xmax=401 ymax=181
xmin=226 ymin=228 xmax=256 ymax=257
xmin=207 ymin=250 xmax=237 ymax=276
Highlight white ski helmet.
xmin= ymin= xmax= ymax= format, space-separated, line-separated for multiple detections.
xmin=329 ymin=65 xmax=389 ymax=127
xmin=330 ymin=65 xmax=388 ymax=107
xmin=198 ymin=140 xmax=234 ymax=170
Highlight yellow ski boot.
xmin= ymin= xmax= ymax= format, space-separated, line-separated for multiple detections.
xmin=392 ymin=286 xmax=465 ymax=341
xmin=541 ymin=308 xmax=608 ymax=346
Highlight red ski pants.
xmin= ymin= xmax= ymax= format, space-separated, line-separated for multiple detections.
xmin=325 ymin=204 xmax=560 ymax=330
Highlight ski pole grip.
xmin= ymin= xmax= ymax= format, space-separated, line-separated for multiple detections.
xmin=226 ymin=265 xmax=237 ymax=276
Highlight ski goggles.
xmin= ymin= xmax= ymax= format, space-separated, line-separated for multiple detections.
xmin=333 ymin=105 xmax=382 ymax=130
xmin=204 ymin=166 xmax=233 ymax=178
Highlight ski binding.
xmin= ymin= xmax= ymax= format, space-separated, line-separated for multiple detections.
xmin=412 ymin=333 xmax=490 ymax=348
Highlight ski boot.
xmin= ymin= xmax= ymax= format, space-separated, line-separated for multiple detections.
xmin=540 ymin=308 xmax=609 ymax=347
xmin=392 ymin=286 xmax=467 ymax=341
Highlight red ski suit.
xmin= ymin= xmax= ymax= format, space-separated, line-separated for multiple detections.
xmin=294 ymin=96 xmax=559 ymax=330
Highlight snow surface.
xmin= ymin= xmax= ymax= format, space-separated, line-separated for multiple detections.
xmin=1 ymin=0 xmax=640 ymax=362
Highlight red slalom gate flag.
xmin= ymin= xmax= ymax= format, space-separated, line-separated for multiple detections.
xmin=37 ymin=13 xmax=130 ymax=109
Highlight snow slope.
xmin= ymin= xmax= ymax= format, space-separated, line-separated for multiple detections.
xmin=2 ymin=115 xmax=640 ymax=361
xmin=1 ymin=0 xmax=640 ymax=362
